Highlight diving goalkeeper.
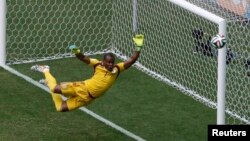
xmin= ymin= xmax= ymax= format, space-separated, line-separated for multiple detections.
xmin=31 ymin=34 xmax=144 ymax=112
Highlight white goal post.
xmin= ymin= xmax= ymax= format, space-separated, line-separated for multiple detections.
xmin=133 ymin=0 xmax=227 ymax=124
xmin=169 ymin=0 xmax=227 ymax=125
xmin=1 ymin=0 xmax=249 ymax=126
xmin=112 ymin=0 xmax=249 ymax=125
xmin=130 ymin=0 xmax=227 ymax=124
xmin=0 ymin=0 xmax=6 ymax=66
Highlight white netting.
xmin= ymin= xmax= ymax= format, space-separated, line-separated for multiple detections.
xmin=6 ymin=0 xmax=113 ymax=64
xmin=6 ymin=0 xmax=250 ymax=124
xmin=187 ymin=0 xmax=250 ymax=21
xmin=113 ymin=0 xmax=218 ymax=105
xmin=112 ymin=0 xmax=250 ymax=124
xmin=180 ymin=0 xmax=250 ymax=125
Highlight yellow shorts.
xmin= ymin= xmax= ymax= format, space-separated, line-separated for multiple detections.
xmin=60 ymin=81 xmax=93 ymax=109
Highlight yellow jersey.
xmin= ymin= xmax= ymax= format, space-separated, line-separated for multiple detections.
xmin=84 ymin=58 xmax=125 ymax=98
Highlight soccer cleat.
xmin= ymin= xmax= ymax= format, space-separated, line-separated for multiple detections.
xmin=30 ymin=65 xmax=50 ymax=73
xmin=39 ymin=79 xmax=48 ymax=86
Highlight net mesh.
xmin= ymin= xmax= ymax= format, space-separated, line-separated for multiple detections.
xmin=187 ymin=0 xmax=250 ymax=21
xmin=112 ymin=0 xmax=250 ymax=124
xmin=186 ymin=0 xmax=250 ymax=124
xmin=6 ymin=0 xmax=250 ymax=124
xmin=6 ymin=0 xmax=113 ymax=64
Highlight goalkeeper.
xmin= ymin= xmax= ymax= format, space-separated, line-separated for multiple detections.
xmin=31 ymin=34 xmax=144 ymax=112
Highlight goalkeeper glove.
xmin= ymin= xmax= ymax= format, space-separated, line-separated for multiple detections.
xmin=68 ymin=45 xmax=80 ymax=55
xmin=133 ymin=34 xmax=144 ymax=51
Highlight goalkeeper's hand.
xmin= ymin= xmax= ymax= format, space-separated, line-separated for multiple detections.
xmin=133 ymin=34 xmax=144 ymax=51
xmin=68 ymin=45 xmax=80 ymax=55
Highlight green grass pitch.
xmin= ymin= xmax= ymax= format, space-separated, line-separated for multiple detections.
xmin=5 ymin=0 xmax=249 ymax=140
xmin=0 ymin=56 xmax=216 ymax=141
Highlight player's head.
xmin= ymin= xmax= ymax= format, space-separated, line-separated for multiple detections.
xmin=103 ymin=53 xmax=115 ymax=71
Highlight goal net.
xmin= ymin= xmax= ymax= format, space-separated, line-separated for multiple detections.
xmin=4 ymin=0 xmax=250 ymax=124
xmin=6 ymin=0 xmax=113 ymax=64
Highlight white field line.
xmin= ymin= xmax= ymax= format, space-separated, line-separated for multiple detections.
xmin=1 ymin=64 xmax=147 ymax=141
xmin=113 ymin=51 xmax=250 ymax=124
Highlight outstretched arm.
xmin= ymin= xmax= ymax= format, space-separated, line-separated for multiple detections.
xmin=124 ymin=34 xmax=144 ymax=69
xmin=75 ymin=53 xmax=90 ymax=64
xmin=124 ymin=51 xmax=140 ymax=69
xmin=68 ymin=45 xmax=90 ymax=64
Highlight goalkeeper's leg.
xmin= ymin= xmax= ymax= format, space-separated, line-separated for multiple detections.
xmin=43 ymin=71 xmax=65 ymax=111
xmin=43 ymin=71 xmax=87 ymax=112
xmin=59 ymin=82 xmax=94 ymax=111
xmin=31 ymin=65 xmax=92 ymax=112
xmin=43 ymin=73 xmax=90 ymax=112
xmin=31 ymin=65 xmax=68 ymax=112
xmin=64 ymin=96 xmax=92 ymax=111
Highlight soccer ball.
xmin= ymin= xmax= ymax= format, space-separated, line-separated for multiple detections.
xmin=210 ymin=34 xmax=226 ymax=49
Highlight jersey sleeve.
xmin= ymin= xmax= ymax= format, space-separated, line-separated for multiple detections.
xmin=116 ymin=62 xmax=126 ymax=72
xmin=88 ymin=58 xmax=101 ymax=67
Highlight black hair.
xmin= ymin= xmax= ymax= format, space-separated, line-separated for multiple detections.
xmin=103 ymin=52 xmax=115 ymax=60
